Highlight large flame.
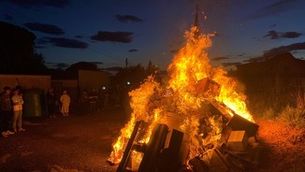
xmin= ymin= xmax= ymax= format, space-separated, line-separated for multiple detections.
xmin=108 ymin=76 xmax=159 ymax=164
xmin=108 ymin=26 xmax=255 ymax=165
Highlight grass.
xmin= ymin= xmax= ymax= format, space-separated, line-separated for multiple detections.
xmin=278 ymin=106 xmax=305 ymax=128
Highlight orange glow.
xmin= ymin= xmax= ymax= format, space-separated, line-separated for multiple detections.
xmin=108 ymin=25 xmax=255 ymax=166
xmin=108 ymin=76 xmax=159 ymax=164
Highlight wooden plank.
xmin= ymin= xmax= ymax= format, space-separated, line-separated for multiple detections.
xmin=117 ymin=120 xmax=144 ymax=172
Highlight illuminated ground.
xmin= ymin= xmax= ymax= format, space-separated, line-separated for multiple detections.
xmin=1 ymin=109 xmax=305 ymax=172
xmin=0 ymin=108 xmax=125 ymax=172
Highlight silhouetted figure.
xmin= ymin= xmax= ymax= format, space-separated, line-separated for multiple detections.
xmin=80 ymin=90 xmax=89 ymax=114
xmin=47 ymin=88 xmax=56 ymax=118
xmin=0 ymin=87 xmax=15 ymax=137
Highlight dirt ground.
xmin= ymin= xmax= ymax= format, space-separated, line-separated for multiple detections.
xmin=1 ymin=109 xmax=305 ymax=172
xmin=0 ymin=108 xmax=126 ymax=172
xmin=257 ymin=119 xmax=305 ymax=172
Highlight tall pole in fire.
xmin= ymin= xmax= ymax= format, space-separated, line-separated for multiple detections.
xmin=193 ymin=4 xmax=199 ymax=28
xmin=193 ymin=3 xmax=201 ymax=37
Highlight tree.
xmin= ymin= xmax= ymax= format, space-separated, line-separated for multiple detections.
xmin=0 ymin=21 xmax=47 ymax=74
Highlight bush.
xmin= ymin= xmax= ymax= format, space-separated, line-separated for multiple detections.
xmin=261 ymin=108 xmax=276 ymax=119
xmin=279 ymin=106 xmax=305 ymax=128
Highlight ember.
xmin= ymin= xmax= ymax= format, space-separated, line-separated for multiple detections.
xmin=108 ymin=23 xmax=259 ymax=171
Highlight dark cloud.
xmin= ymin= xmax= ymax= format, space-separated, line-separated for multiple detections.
xmin=40 ymin=37 xmax=88 ymax=49
xmin=115 ymin=15 xmax=143 ymax=23
xmin=128 ymin=49 xmax=138 ymax=52
xmin=264 ymin=30 xmax=302 ymax=39
xmin=264 ymin=30 xmax=279 ymax=39
xmin=75 ymin=35 xmax=83 ymax=39
xmin=281 ymin=32 xmax=302 ymax=38
xmin=4 ymin=0 xmax=69 ymax=8
xmin=264 ymin=42 xmax=305 ymax=57
xmin=24 ymin=22 xmax=64 ymax=35
xmin=246 ymin=41 xmax=305 ymax=63
xmin=91 ymin=31 xmax=133 ymax=43
xmin=211 ymin=56 xmax=230 ymax=61
xmin=222 ymin=62 xmax=242 ymax=67
xmin=246 ymin=0 xmax=300 ymax=20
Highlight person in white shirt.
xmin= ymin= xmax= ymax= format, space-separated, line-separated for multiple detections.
xmin=60 ymin=90 xmax=71 ymax=116
xmin=11 ymin=89 xmax=25 ymax=132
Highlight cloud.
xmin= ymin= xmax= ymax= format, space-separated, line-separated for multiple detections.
xmin=281 ymin=32 xmax=302 ymax=38
xmin=91 ymin=31 xmax=133 ymax=43
xmin=264 ymin=30 xmax=302 ymax=39
xmin=24 ymin=22 xmax=64 ymax=35
xmin=246 ymin=0 xmax=300 ymax=20
xmin=211 ymin=56 xmax=230 ymax=61
xmin=222 ymin=62 xmax=242 ymax=67
xmin=128 ymin=49 xmax=138 ymax=52
xmin=264 ymin=42 xmax=305 ymax=57
xmin=264 ymin=30 xmax=279 ymax=39
xmin=115 ymin=15 xmax=143 ymax=23
xmin=40 ymin=37 xmax=88 ymax=49
xmin=75 ymin=35 xmax=83 ymax=39
xmin=4 ymin=0 xmax=69 ymax=8
xmin=246 ymin=41 xmax=305 ymax=63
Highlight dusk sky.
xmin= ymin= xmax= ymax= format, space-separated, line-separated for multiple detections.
xmin=1 ymin=0 xmax=305 ymax=69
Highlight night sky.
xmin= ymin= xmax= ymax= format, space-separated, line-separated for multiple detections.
xmin=1 ymin=0 xmax=305 ymax=69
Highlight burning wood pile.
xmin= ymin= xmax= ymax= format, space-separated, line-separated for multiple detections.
xmin=107 ymin=26 xmax=260 ymax=172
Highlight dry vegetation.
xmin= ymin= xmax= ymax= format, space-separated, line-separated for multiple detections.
xmin=256 ymin=94 xmax=305 ymax=171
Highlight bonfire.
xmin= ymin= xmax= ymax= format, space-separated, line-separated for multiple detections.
xmin=108 ymin=25 xmax=259 ymax=172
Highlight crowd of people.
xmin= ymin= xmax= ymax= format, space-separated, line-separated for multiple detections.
xmin=0 ymin=86 xmax=25 ymax=138
xmin=46 ymin=89 xmax=71 ymax=118
xmin=1 ymin=87 xmax=72 ymax=138
xmin=1 ymin=85 xmax=128 ymax=138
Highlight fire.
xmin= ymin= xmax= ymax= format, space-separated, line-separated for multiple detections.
xmin=108 ymin=76 xmax=159 ymax=164
xmin=108 ymin=25 xmax=255 ymax=166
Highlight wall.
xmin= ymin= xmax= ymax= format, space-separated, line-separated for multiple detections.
xmin=0 ymin=74 xmax=51 ymax=91
xmin=78 ymin=70 xmax=110 ymax=90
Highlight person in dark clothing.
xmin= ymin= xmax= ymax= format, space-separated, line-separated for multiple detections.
xmin=80 ymin=90 xmax=89 ymax=114
xmin=0 ymin=86 xmax=15 ymax=137
xmin=47 ymin=88 xmax=56 ymax=118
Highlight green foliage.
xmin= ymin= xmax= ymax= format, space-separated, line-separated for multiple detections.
xmin=279 ymin=106 xmax=305 ymax=128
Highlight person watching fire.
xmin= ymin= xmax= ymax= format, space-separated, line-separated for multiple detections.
xmin=11 ymin=88 xmax=25 ymax=133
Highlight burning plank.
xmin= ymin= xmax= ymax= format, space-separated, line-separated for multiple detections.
xmin=227 ymin=130 xmax=248 ymax=152
xmin=227 ymin=115 xmax=259 ymax=137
